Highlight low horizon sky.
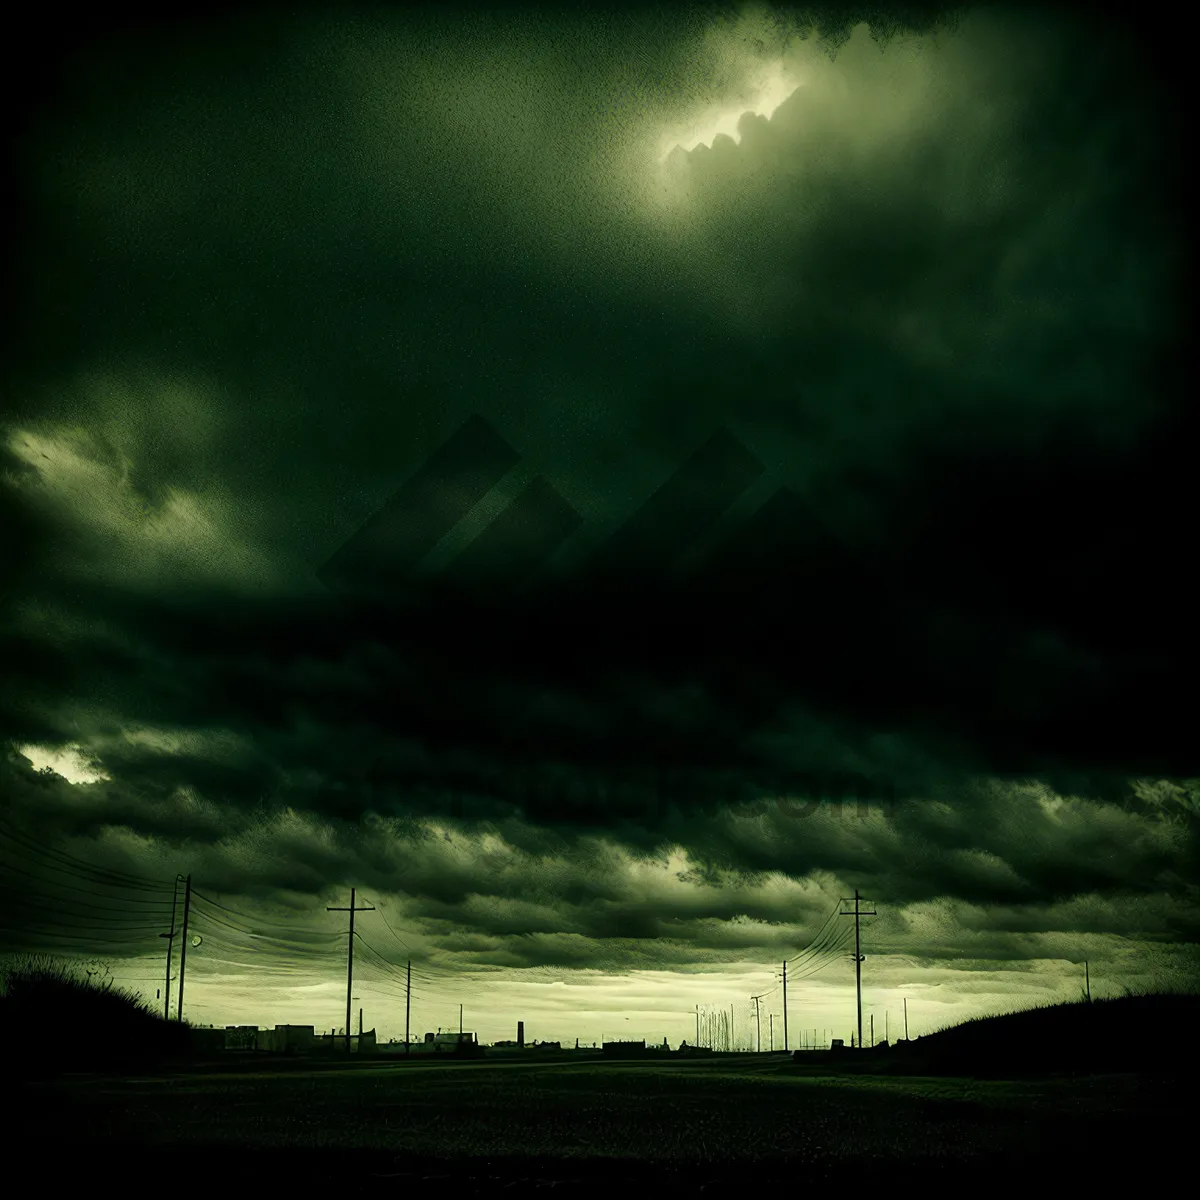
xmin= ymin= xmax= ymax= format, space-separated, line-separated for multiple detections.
xmin=3 ymin=1 xmax=1196 ymax=1047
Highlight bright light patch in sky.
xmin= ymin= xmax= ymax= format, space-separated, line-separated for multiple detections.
xmin=19 ymin=744 xmax=110 ymax=785
xmin=6 ymin=422 xmax=283 ymax=589
xmin=657 ymin=59 xmax=800 ymax=161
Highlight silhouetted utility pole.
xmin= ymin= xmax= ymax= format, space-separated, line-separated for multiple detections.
xmin=359 ymin=1007 xmax=363 ymax=1037
xmin=327 ymin=888 xmax=374 ymax=1054
xmin=459 ymin=1003 xmax=463 ymax=1043
xmin=695 ymin=1005 xmax=699 ymax=1047
xmin=406 ymin=960 xmax=412 ymax=1055
xmin=176 ymin=875 xmax=192 ymax=1022
xmin=770 ymin=1013 xmax=774 ymax=1051
xmin=870 ymin=1013 xmax=874 ymax=1048
xmin=885 ymin=1011 xmax=889 ymax=1043
xmin=782 ymin=961 xmax=789 ymax=1052
xmin=904 ymin=998 xmax=909 ymax=1040
xmin=840 ymin=889 xmax=876 ymax=1049
xmin=160 ymin=875 xmax=183 ymax=1020
xmin=752 ymin=995 xmax=762 ymax=1052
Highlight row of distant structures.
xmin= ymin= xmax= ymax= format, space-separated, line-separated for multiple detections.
xmin=208 ymin=1025 xmax=471 ymax=1056
xmin=191 ymin=1019 xmax=911 ymax=1059
xmin=192 ymin=1019 xmax=730 ymax=1058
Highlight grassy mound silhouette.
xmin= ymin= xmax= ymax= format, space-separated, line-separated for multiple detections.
xmin=855 ymin=988 xmax=1200 ymax=1078
xmin=1 ymin=954 xmax=196 ymax=1078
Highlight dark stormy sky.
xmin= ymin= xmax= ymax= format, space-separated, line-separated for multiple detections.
xmin=2 ymin=2 xmax=1196 ymax=1045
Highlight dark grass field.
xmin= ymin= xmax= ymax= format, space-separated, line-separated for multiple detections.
xmin=14 ymin=1052 xmax=1186 ymax=1192
xmin=7 ymin=962 xmax=1194 ymax=1192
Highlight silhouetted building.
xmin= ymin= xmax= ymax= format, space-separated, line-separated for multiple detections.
xmin=225 ymin=1025 xmax=259 ymax=1050
xmin=255 ymin=1025 xmax=316 ymax=1054
xmin=377 ymin=1038 xmax=434 ymax=1056
xmin=315 ymin=1029 xmax=377 ymax=1055
xmin=425 ymin=1031 xmax=480 ymax=1054
xmin=602 ymin=1040 xmax=647 ymax=1058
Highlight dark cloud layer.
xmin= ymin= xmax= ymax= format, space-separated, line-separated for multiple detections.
xmin=3 ymin=3 xmax=1197 ymax=1006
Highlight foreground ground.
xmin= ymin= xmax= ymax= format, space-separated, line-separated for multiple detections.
xmin=16 ymin=1053 xmax=1181 ymax=1192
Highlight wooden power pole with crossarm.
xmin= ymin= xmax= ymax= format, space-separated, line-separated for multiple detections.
xmin=840 ymin=889 xmax=877 ymax=1050
xmin=327 ymin=888 xmax=374 ymax=1055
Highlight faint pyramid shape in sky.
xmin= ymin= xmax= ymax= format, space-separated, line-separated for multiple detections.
xmin=318 ymin=414 xmax=520 ymax=595
xmin=319 ymin=420 xmax=767 ymax=601
xmin=313 ymin=414 xmax=854 ymax=800
xmin=582 ymin=428 xmax=766 ymax=584
xmin=439 ymin=473 xmax=584 ymax=595
xmin=496 ymin=428 xmax=771 ymax=737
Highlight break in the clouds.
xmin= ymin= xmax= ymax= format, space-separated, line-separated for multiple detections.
xmin=2 ymin=2 xmax=1196 ymax=1036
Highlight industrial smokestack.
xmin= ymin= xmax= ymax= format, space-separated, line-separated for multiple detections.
xmin=518 ymin=1021 xmax=524 ymax=1048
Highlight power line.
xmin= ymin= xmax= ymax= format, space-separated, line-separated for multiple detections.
xmin=190 ymin=890 xmax=344 ymax=939
xmin=786 ymin=904 xmax=847 ymax=969
xmin=353 ymin=933 xmax=412 ymax=983
xmin=178 ymin=924 xmax=339 ymax=975
xmin=356 ymin=922 xmax=455 ymax=985
xmin=191 ymin=940 xmax=340 ymax=971
xmin=352 ymin=943 xmax=439 ymax=1004
xmin=756 ymin=913 xmax=853 ymax=1000
xmin=0 ymin=858 xmax=178 ymax=909
xmin=178 ymin=916 xmax=343 ymax=974
xmin=350 ymin=970 xmax=429 ymax=1005
xmin=181 ymin=925 xmax=342 ymax=975
xmin=188 ymin=895 xmax=341 ymax=950
xmin=0 ymin=877 xmax=174 ymax=916
xmin=353 ymin=931 xmax=448 ymax=987
xmin=0 ymin=909 xmax=173 ymax=938
xmin=0 ymin=819 xmax=177 ymax=889
xmin=360 ymin=903 xmax=414 ymax=951
xmin=190 ymin=961 xmax=333 ymax=979
xmin=788 ymin=925 xmax=855 ymax=980
xmin=0 ymin=844 xmax=177 ymax=899
xmin=188 ymin=892 xmax=456 ymax=990
xmin=0 ymin=819 xmax=178 ymax=891
xmin=785 ymin=901 xmax=842 ymax=963
xmin=0 ymin=924 xmax=167 ymax=947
